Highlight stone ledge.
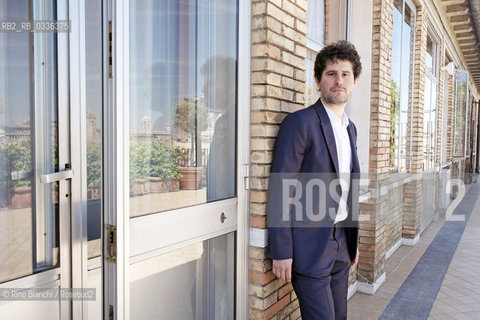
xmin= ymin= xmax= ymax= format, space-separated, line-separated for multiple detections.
xmin=250 ymin=227 xmax=268 ymax=247
xmin=357 ymin=272 xmax=386 ymax=295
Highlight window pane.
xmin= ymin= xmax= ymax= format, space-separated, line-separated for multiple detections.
xmin=86 ymin=0 xmax=103 ymax=259
xmin=423 ymin=77 xmax=435 ymax=170
xmin=129 ymin=0 xmax=237 ymax=217
xmin=390 ymin=1 xmax=414 ymax=171
xmin=307 ymin=0 xmax=324 ymax=45
xmin=454 ymin=70 xmax=468 ymax=158
xmin=426 ymin=36 xmax=433 ymax=74
xmin=130 ymin=232 xmax=235 ymax=319
xmin=305 ymin=50 xmax=321 ymax=107
xmin=0 ymin=0 xmax=59 ymax=283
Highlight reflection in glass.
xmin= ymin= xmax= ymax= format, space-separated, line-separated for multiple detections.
xmin=307 ymin=0 xmax=324 ymax=45
xmin=423 ymin=76 xmax=437 ymax=170
xmin=390 ymin=0 xmax=414 ymax=171
xmin=305 ymin=50 xmax=321 ymax=107
xmin=454 ymin=70 xmax=469 ymax=158
xmin=86 ymin=0 xmax=103 ymax=259
xmin=423 ymin=33 xmax=439 ymax=171
xmin=130 ymin=232 xmax=235 ymax=319
xmin=129 ymin=0 xmax=237 ymax=217
xmin=0 ymin=0 xmax=59 ymax=283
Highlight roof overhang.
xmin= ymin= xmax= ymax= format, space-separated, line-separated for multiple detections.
xmin=440 ymin=0 xmax=480 ymax=93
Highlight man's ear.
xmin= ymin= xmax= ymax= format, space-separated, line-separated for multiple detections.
xmin=315 ymin=77 xmax=321 ymax=89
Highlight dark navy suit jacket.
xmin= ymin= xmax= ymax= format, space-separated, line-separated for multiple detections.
xmin=267 ymin=98 xmax=360 ymax=276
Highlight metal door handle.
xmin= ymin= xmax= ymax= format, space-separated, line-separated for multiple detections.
xmin=220 ymin=212 xmax=227 ymax=223
xmin=40 ymin=169 xmax=74 ymax=184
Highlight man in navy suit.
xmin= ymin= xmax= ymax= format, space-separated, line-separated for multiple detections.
xmin=267 ymin=41 xmax=362 ymax=320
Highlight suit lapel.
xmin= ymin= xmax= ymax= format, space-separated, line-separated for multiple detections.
xmin=313 ymin=100 xmax=339 ymax=175
xmin=347 ymin=123 xmax=360 ymax=173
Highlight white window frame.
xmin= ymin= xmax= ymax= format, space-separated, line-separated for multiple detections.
xmin=390 ymin=0 xmax=417 ymax=172
xmin=423 ymin=24 xmax=440 ymax=171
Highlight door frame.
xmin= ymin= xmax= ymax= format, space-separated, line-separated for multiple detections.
xmin=68 ymin=0 xmax=106 ymax=318
xmin=104 ymin=0 xmax=251 ymax=319
xmin=0 ymin=0 xmax=71 ymax=318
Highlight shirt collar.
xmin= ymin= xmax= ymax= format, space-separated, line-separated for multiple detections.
xmin=322 ymin=99 xmax=350 ymax=127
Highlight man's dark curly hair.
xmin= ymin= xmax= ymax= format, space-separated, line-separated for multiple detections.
xmin=314 ymin=41 xmax=362 ymax=81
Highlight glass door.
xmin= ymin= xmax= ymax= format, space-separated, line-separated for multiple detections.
xmin=127 ymin=1 xmax=238 ymax=319
xmin=0 ymin=0 xmax=71 ymax=319
xmin=106 ymin=0 xmax=241 ymax=319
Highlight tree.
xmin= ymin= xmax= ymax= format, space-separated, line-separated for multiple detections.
xmin=87 ymin=145 xmax=101 ymax=194
xmin=173 ymin=98 xmax=210 ymax=167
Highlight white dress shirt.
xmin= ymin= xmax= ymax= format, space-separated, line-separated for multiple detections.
xmin=323 ymin=101 xmax=352 ymax=224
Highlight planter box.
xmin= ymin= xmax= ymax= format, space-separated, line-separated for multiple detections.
xmin=147 ymin=177 xmax=180 ymax=193
xmin=130 ymin=179 xmax=146 ymax=197
xmin=8 ymin=186 xmax=32 ymax=209
xmin=178 ymin=167 xmax=203 ymax=190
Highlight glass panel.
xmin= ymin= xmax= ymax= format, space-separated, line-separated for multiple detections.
xmin=307 ymin=0 xmax=324 ymax=45
xmin=454 ymin=70 xmax=468 ymax=158
xmin=129 ymin=0 xmax=237 ymax=217
xmin=423 ymin=76 xmax=436 ymax=170
xmin=305 ymin=49 xmax=321 ymax=107
xmin=391 ymin=4 xmax=402 ymax=169
xmin=390 ymin=1 xmax=414 ymax=171
xmin=130 ymin=232 xmax=235 ymax=319
xmin=426 ymin=35 xmax=433 ymax=74
xmin=0 ymin=0 xmax=59 ymax=283
xmin=86 ymin=0 xmax=103 ymax=259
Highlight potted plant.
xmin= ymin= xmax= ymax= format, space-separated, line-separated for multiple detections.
xmin=174 ymin=97 xmax=209 ymax=190
xmin=4 ymin=139 xmax=32 ymax=208
xmin=129 ymin=141 xmax=151 ymax=196
xmin=147 ymin=140 xmax=182 ymax=193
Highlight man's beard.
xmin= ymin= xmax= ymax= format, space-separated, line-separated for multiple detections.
xmin=323 ymin=89 xmax=350 ymax=105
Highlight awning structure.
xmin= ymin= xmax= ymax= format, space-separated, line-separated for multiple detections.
xmin=439 ymin=0 xmax=480 ymax=91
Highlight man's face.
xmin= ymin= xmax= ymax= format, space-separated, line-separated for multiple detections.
xmin=316 ymin=59 xmax=357 ymax=106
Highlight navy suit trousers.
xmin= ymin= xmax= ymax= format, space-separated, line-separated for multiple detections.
xmin=291 ymin=226 xmax=351 ymax=320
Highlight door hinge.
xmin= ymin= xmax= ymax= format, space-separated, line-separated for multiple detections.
xmin=109 ymin=305 xmax=114 ymax=320
xmin=243 ymin=164 xmax=250 ymax=190
xmin=108 ymin=21 xmax=112 ymax=78
xmin=106 ymin=225 xmax=117 ymax=263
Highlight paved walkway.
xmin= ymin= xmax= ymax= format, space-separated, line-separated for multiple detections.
xmin=348 ymin=180 xmax=480 ymax=320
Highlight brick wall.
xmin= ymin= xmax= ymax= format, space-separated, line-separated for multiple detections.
xmin=247 ymin=0 xmax=479 ymax=316
xmin=446 ymin=73 xmax=454 ymax=162
xmin=384 ymin=186 xmax=404 ymax=252
xmin=402 ymin=3 xmax=425 ymax=240
xmin=249 ymin=0 xmax=307 ymax=318
xmin=357 ymin=0 xmax=393 ymax=285
xmin=436 ymin=41 xmax=446 ymax=167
